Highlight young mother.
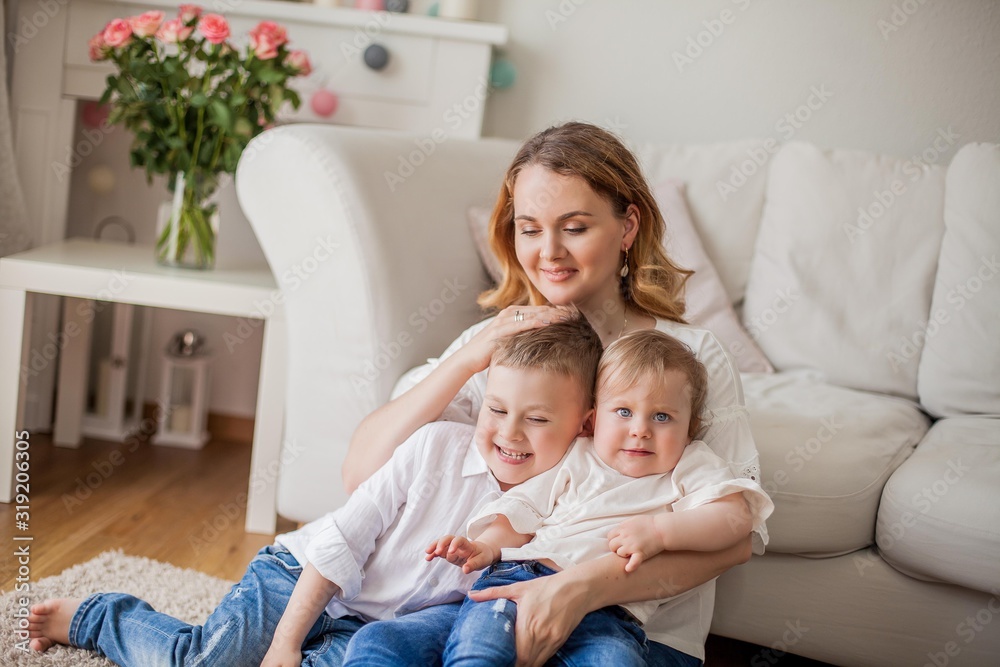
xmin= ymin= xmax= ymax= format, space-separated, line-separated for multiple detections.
xmin=345 ymin=122 xmax=767 ymax=666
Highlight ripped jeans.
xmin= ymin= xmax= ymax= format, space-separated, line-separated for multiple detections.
xmin=442 ymin=560 xmax=648 ymax=666
xmin=70 ymin=545 xmax=365 ymax=667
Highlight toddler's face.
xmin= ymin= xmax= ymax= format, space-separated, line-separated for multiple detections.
xmin=477 ymin=364 xmax=593 ymax=491
xmin=593 ymin=369 xmax=693 ymax=478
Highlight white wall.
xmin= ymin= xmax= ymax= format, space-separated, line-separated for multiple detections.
xmin=61 ymin=0 xmax=1000 ymax=418
xmin=479 ymin=0 xmax=1000 ymax=159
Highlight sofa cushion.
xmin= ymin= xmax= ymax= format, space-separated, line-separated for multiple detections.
xmin=741 ymin=371 xmax=930 ymax=555
xmin=877 ymin=417 xmax=1000 ymax=593
xmin=634 ymin=139 xmax=770 ymax=306
xmin=655 ymin=179 xmax=773 ymax=374
xmin=918 ymin=143 xmax=1000 ymax=418
xmin=743 ymin=142 xmax=946 ymax=401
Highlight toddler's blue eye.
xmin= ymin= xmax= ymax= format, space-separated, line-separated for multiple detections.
xmin=615 ymin=408 xmax=632 ymax=418
xmin=653 ymin=413 xmax=670 ymax=423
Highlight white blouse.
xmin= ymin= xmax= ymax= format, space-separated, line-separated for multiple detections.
xmin=392 ymin=317 xmax=770 ymax=661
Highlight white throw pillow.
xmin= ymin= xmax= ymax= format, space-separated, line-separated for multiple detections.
xmin=917 ymin=143 xmax=1000 ymax=417
xmin=466 ymin=181 xmax=774 ymax=373
xmin=742 ymin=142 xmax=946 ymax=401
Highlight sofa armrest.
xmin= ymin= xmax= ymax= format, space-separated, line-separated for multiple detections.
xmin=236 ymin=124 xmax=517 ymax=521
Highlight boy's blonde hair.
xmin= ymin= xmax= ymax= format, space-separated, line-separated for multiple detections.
xmin=492 ymin=315 xmax=603 ymax=404
xmin=596 ymin=330 xmax=708 ymax=438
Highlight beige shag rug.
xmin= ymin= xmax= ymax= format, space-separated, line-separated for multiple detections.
xmin=1 ymin=551 xmax=235 ymax=666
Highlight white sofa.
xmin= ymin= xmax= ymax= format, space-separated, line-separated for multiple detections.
xmin=236 ymin=125 xmax=1000 ymax=666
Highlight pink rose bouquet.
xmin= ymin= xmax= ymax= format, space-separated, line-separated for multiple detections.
xmin=89 ymin=5 xmax=311 ymax=268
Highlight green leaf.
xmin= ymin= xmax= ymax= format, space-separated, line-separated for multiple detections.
xmin=190 ymin=93 xmax=209 ymax=108
xmin=207 ymin=99 xmax=234 ymax=132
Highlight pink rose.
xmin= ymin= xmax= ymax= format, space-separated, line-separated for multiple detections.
xmin=250 ymin=21 xmax=288 ymax=48
xmin=157 ymin=18 xmax=193 ymax=44
xmin=251 ymin=33 xmax=279 ymax=60
xmin=198 ymin=13 xmax=230 ymax=45
xmin=102 ymin=18 xmax=133 ymax=48
xmin=286 ymin=50 xmax=312 ymax=76
xmin=88 ymin=32 xmax=107 ymax=61
xmin=129 ymin=11 xmax=164 ymax=38
xmin=178 ymin=4 xmax=203 ymax=23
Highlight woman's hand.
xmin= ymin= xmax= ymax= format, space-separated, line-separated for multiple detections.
xmin=452 ymin=305 xmax=577 ymax=376
xmin=467 ymin=569 xmax=592 ymax=666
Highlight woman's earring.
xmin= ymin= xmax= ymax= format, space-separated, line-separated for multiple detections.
xmin=620 ymin=247 xmax=630 ymax=278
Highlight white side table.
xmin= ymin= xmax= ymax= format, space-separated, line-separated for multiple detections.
xmin=0 ymin=238 xmax=286 ymax=534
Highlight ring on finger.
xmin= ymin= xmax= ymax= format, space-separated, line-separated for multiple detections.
xmin=514 ymin=310 xmax=524 ymax=322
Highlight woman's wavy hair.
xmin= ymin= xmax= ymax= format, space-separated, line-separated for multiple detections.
xmin=477 ymin=121 xmax=691 ymax=323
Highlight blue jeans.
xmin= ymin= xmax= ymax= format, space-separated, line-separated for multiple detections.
xmin=70 ymin=545 xmax=364 ymax=667
xmin=444 ymin=560 xmax=648 ymax=667
xmin=342 ymin=602 xmax=462 ymax=666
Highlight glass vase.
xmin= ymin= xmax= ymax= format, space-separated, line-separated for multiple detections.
xmin=156 ymin=170 xmax=220 ymax=270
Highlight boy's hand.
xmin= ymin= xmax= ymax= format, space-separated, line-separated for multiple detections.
xmin=607 ymin=516 xmax=666 ymax=573
xmin=426 ymin=535 xmax=498 ymax=573
xmin=260 ymin=642 xmax=301 ymax=667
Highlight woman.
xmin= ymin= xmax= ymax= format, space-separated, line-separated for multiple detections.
xmin=346 ymin=122 xmax=766 ymax=666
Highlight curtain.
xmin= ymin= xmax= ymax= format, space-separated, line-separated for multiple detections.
xmin=1 ymin=0 xmax=33 ymax=257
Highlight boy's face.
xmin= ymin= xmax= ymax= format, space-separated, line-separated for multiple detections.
xmin=593 ymin=369 xmax=693 ymax=478
xmin=477 ymin=364 xmax=593 ymax=491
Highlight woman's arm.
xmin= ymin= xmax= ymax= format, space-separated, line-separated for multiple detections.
xmin=469 ymin=536 xmax=752 ymax=666
xmin=343 ymin=306 xmax=571 ymax=491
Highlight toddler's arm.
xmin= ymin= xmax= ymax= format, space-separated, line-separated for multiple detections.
xmin=608 ymin=493 xmax=752 ymax=572
xmin=426 ymin=515 xmax=532 ymax=574
xmin=261 ymin=564 xmax=341 ymax=667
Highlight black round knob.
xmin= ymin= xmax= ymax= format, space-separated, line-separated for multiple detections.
xmin=364 ymin=44 xmax=390 ymax=71
xmin=386 ymin=0 xmax=409 ymax=12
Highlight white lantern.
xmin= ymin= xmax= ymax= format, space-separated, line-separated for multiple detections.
xmin=153 ymin=334 xmax=211 ymax=449
xmin=79 ymin=302 xmax=152 ymax=442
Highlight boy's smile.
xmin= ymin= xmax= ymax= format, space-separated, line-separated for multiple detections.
xmin=476 ymin=364 xmax=593 ymax=491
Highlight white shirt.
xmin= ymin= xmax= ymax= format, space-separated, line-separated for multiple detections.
xmin=393 ymin=317 xmax=770 ymax=660
xmin=467 ymin=439 xmax=774 ymax=626
xmin=276 ymin=421 xmax=502 ymax=622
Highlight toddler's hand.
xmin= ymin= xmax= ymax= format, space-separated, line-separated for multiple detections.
xmin=426 ymin=535 xmax=496 ymax=573
xmin=607 ymin=516 xmax=665 ymax=573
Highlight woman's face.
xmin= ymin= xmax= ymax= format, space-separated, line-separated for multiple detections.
xmin=512 ymin=164 xmax=638 ymax=313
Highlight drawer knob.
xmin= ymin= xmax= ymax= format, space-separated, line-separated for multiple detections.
xmin=364 ymin=44 xmax=391 ymax=71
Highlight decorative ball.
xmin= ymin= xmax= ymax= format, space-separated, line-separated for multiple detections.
xmin=354 ymin=0 xmax=384 ymax=10
xmin=364 ymin=43 xmax=390 ymax=71
xmin=310 ymin=89 xmax=339 ymax=117
xmin=489 ymin=58 xmax=517 ymax=89
xmin=385 ymin=0 xmax=409 ymax=12
xmin=427 ymin=2 xmax=439 ymax=16
xmin=81 ymin=101 xmax=109 ymax=129
xmin=87 ymin=165 xmax=116 ymax=195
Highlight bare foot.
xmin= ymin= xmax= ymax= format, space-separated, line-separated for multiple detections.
xmin=28 ymin=598 xmax=83 ymax=652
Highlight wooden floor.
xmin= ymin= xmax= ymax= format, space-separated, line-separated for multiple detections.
xmin=0 ymin=431 xmax=831 ymax=666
